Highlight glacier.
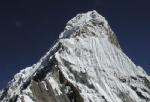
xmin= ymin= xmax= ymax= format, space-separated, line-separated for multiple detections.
xmin=0 ymin=10 xmax=150 ymax=102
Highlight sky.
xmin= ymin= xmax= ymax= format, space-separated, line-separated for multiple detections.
xmin=0 ymin=0 xmax=150 ymax=89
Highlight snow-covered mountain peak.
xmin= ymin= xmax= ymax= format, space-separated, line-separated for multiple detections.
xmin=60 ymin=10 xmax=120 ymax=48
xmin=0 ymin=10 xmax=150 ymax=102
xmin=65 ymin=10 xmax=107 ymax=28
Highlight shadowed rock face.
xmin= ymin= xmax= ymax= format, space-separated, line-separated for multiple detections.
xmin=29 ymin=65 xmax=83 ymax=102
xmin=107 ymin=30 xmax=120 ymax=48
xmin=0 ymin=11 xmax=150 ymax=102
xmin=24 ymin=55 xmax=84 ymax=102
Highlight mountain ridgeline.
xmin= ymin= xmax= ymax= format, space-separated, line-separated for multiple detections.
xmin=0 ymin=10 xmax=150 ymax=102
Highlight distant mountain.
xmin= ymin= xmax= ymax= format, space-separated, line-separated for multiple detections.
xmin=0 ymin=10 xmax=150 ymax=102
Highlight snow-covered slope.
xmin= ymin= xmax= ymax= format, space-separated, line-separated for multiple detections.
xmin=0 ymin=10 xmax=150 ymax=102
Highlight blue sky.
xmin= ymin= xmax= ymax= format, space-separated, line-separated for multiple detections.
xmin=0 ymin=0 xmax=150 ymax=89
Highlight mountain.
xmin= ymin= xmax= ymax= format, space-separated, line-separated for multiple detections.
xmin=0 ymin=10 xmax=150 ymax=102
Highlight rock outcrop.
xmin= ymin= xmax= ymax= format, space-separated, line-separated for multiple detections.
xmin=0 ymin=10 xmax=150 ymax=102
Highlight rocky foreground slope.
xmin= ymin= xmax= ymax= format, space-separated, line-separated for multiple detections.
xmin=0 ymin=10 xmax=150 ymax=102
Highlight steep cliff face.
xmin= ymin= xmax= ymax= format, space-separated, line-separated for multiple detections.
xmin=0 ymin=10 xmax=150 ymax=102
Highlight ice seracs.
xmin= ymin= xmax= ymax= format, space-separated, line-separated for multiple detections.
xmin=0 ymin=10 xmax=150 ymax=102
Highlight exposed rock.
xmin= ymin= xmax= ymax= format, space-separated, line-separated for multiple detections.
xmin=0 ymin=10 xmax=150 ymax=102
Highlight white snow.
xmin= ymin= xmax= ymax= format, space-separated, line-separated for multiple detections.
xmin=17 ymin=95 xmax=33 ymax=102
xmin=0 ymin=10 xmax=150 ymax=102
